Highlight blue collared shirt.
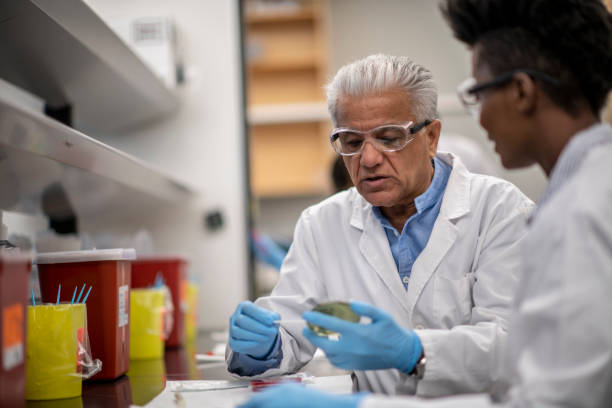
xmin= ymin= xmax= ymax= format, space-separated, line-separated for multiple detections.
xmin=372 ymin=156 xmax=451 ymax=290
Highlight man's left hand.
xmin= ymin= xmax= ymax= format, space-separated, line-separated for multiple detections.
xmin=302 ymin=301 xmax=423 ymax=373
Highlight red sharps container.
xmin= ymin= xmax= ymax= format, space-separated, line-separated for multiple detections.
xmin=36 ymin=249 xmax=135 ymax=380
xmin=0 ymin=251 xmax=32 ymax=408
xmin=131 ymin=257 xmax=188 ymax=348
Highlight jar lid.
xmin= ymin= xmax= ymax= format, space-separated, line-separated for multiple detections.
xmin=36 ymin=248 xmax=136 ymax=264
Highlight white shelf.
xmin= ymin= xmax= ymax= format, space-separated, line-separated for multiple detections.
xmin=0 ymin=98 xmax=195 ymax=217
xmin=248 ymin=102 xmax=329 ymax=125
xmin=0 ymin=0 xmax=178 ymax=134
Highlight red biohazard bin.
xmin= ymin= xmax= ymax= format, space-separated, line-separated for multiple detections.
xmin=131 ymin=257 xmax=188 ymax=348
xmin=0 ymin=251 xmax=32 ymax=408
xmin=36 ymin=249 xmax=135 ymax=380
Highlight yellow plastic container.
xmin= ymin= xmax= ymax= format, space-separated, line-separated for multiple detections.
xmin=184 ymin=337 xmax=199 ymax=380
xmin=185 ymin=282 xmax=198 ymax=342
xmin=127 ymin=358 xmax=166 ymax=406
xmin=130 ymin=288 xmax=165 ymax=360
xmin=26 ymin=304 xmax=85 ymax=400
xmin=26 ymin=396 xmax=83 ymax=408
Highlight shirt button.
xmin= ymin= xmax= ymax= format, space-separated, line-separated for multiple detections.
xmin=402 ymin=276 xmax=410 ymax=284
xmin=415 ymin=325 xmax=425 ymax=330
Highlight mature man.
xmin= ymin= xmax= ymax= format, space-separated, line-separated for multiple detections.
xmin=238 ymin=0 xmax=612 ymax=407
xmin=227 ymin=54 xmax=533 ymax=396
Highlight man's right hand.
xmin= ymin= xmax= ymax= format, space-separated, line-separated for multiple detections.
xmin=229 ymin=301 xmax=281 ymax=359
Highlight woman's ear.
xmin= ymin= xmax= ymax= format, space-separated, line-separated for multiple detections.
xmin=511 ymin=72 xmax=538 ymax=115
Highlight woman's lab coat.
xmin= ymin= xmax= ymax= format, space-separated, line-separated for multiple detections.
xmin=228 ymin=152 xmax=534 ymax=396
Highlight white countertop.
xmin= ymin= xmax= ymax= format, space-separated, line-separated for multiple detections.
xmin=134 ymin=375 xmax=353 ymax=408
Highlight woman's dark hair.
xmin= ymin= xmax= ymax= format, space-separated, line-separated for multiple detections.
xmin=440 ymin=0 xmax=612 ymax=115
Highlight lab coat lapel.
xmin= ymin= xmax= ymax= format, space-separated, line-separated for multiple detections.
xmin=406 ymin=218 xmax=458 ymax=318
xmin=352 ymin=197 xmax=411 ymax=314
xmin=407 ymin=152 xmax=471 ymax=319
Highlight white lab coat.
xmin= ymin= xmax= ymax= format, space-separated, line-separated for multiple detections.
xmin=227 ymin=152 xmax=534 ymax=396
xmin=361 ymin=133 xmax=612 ymax=407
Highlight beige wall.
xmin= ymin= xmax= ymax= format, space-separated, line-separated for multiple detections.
xmin=83 ymin=0 xmax=248 ymax=330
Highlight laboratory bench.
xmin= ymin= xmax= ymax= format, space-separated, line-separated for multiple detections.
xmin=25 ymin=330 xmax=348 ymax=408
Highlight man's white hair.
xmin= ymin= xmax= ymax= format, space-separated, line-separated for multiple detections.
xmin=325 ymin=54 xmax=438 ymax=126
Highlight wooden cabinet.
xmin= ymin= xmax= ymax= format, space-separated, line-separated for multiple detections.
xmin=244 ymin=0 xmax=334 ymax=197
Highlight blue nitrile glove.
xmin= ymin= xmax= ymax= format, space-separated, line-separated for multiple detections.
xmin=302 ymin=301 xmax=423 ymax=373
xmin=229 ymin=301 xmax=281 ymax=359
xmin=237 ymin=383 xmax=366 ymax=408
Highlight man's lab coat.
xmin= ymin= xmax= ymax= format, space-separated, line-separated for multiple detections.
xmin=228 ymin=152 xmax=534 ymax=396
xmin=361 ymin=129 xmax=612 ymax=407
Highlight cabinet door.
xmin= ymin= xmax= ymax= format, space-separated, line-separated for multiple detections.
xmin=244 ymin=0 xmax=332 ymax=197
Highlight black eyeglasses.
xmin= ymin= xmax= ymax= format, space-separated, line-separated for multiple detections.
xmin=457 ymin=69 xmax=560 ymax=118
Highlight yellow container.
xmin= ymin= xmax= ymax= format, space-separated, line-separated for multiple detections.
xmin=26 ymin=396 xmax=83 ymax=408
xmin=185 ymin=282 xmax=198 ymax=342
xmin=184 ymin=337 xmax=199 ymax=380
xmin=127 ymin=358 xmax=166 ymax=406
xmin=26 ymin=304 xmax=85 ymax=400
xmin=130 ymin=288 xmax=165 ymax=360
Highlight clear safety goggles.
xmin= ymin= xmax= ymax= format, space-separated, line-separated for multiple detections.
xmin=329 ymin=120 xmax=432 ymax=156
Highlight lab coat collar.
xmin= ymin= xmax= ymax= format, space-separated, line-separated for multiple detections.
xmin=538 ymin=122 xmax=612 ymax=210
xmin=349 ymin=151 xmax=471 ymax=230
xmin=436 ymin=151 xmax=471 ymax=221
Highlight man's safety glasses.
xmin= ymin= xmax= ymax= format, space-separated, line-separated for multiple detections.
xmin=457 ymin=69 xmax=559 ymax=119
xmin=329 ymin=120 xmax=432 ymax=156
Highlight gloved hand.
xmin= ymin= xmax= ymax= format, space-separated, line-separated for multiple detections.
xmin=302 ymin=301 xmax=422 ymax=373
xmin=229 ymin=301 xmax=281 ymax=359
xmin=250 ymin=231 xmax=287 ymax=271
xmin=237 ymin=383 xmax=365 ymax=408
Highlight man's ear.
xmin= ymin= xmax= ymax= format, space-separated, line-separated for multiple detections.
xmin=426 ymin=119 xmax=441 ymax=159
xmin=511 ymin=72 xmax=537 ymax=115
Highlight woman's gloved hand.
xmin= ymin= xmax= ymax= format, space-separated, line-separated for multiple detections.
xmin=302 ymin=301 xmax=422 ymax=373
xmin=229 ymin=301 xmax=280 ymax=359
xmin=237 ymin=383 xmax=365 ymax=408
xmin=250 ymin=231 xmax=287 ymax=271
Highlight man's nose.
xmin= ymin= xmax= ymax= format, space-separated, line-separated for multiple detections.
xmin=360 ymin=140 xmax=383 ymax=167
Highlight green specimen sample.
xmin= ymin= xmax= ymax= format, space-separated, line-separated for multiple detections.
xmin=308 ymin=301 xmax=360 ymax=336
